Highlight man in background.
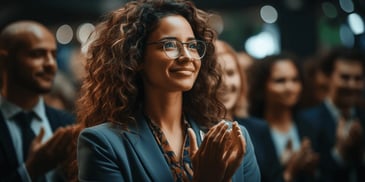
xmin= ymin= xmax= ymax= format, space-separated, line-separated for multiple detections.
xmin=0 ymin=20 xmax=74 ymax=181
xmin=300 ymin=47 xmax=365 ymax=182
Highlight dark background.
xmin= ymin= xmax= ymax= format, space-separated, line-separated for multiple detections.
xmin=1 ymin=0 xmax=365 ymax=58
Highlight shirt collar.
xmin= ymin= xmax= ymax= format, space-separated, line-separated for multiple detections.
xmin=0 ymin=95 xmax=46 ymax=122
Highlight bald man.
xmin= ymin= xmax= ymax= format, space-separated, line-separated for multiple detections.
xmin=0 ymin=21 xmax=74 ymax=182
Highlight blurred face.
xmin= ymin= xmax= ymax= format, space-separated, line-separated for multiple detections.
xmin=265 ymin=60 xmax=302 ymax=108
xmin=217 ymin=53 xmax=241 ymax=111
xmin=329 ymin=60 xmax=364 ymax=108
xmin=142 ymin=15 xmax=201 ymax=92
xmin=7 ymin=28 xmax=57 ymax=94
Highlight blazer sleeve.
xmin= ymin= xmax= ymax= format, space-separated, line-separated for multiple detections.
xmin=241 ymin=126 xmax=261 ymax=182
xmin=77 ymin=127 xmax=125 ymax=182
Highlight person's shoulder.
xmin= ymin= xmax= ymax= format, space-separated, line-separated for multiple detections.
xmin=296 ymin=103 xmax=330 ymax=130
xmin=236 ymin=116 xmax=269 ymax=130
xmin=237 ymin=121 xmax=260 ymax=139
xmin=78 ymin=123 xmax=129 ymax=160
xmin=79 ymin=123 xmax=126 ymax=146
xmin=297 ymin=102 xmax=329 ymax=123
xmin=45 ymin=105 xmax=75 ymax=126
xmin=45 ymin=105 xmax=75 ymax=120
xmin=298 ymin=102 xmax=327 ymax=116
xmin=81 ymin=122 xmax=119 ymax=135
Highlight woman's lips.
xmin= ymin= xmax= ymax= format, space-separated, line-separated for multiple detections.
xmin=170 ymin=68 xmax=195 ymax=76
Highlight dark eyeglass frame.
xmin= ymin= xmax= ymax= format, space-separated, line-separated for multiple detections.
xmin=147 ymin=39 xmax=207 ymax=59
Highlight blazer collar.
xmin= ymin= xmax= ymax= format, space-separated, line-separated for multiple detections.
xmin=123 ymin=112 xmax=203 ymax=181
xmin=0 ymin=111 xmax=19 ymax=168
xmin=124 ymin=113 xmax=173 ymax=181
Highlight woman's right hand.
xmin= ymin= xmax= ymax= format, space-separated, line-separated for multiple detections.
xmin=188 ymin=121 xmax=246 ymax=182
xmin=25 ymin=125 xmax=76 ymax=181
xmin=335 ymin=118 xmax=364 ymax=161
xmin=283 ymin=138 xmax=319 ymax=182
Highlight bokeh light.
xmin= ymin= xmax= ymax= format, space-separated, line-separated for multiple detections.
xmin=348 ymin=13 xmax=365 ymax=35
xmin=56 ymin=24 xmax=73 ymax=45
xmin=260 ymin=5 xmax=278 ymax=24
xmin=76 ymin=23 xmax=95 ymax=44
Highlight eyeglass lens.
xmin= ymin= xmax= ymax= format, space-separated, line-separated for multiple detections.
xmin=163 ymin=40 xmax=206 ymax=59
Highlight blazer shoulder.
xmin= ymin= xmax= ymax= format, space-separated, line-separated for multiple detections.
xmin=236 ymin=117 xmax=270 ymax=134
xmin=298 ymin=102 xmax=327 ymax=117
xmin=78 ymin=123 xmax=131 ymax=157
xmin=80 ymin=123 xmax=124 ymax=137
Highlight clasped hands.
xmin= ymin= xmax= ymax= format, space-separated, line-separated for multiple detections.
xmin=335 ymin=117 xmax=364 ymax=162
xmin=283 ymin=138 xmax=319 ymax=182
xmin=25 ymin=125 xmax=79 ymax=181
xmin=188 ymin=120 xmax=246 ymax=182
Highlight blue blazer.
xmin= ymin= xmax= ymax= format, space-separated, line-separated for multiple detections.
xmin=0 ymin=105 xmax=75 ymax=182
xmin=237 ymin=116 xmax=320 ymax=182
xmin=298 ymin=102 xmax=365 ymax=182
xmin=77 ymin=113 xmax=261 ymax=182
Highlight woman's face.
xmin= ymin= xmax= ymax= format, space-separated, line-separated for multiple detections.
xmin=265 ymin=60 xmax=302 ymax=108
xmin=142 ymin=15 xmax=201 ymax=93
xmin=217 ymin=53 xmax=242 ymax=111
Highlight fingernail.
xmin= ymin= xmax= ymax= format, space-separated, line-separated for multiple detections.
xmin=225 ymin=121 xmax=232 ymax=131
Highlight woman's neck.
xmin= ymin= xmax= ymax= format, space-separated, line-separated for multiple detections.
xmin=144 ymin=90 xmax=186 ymax=160
xmin=264 ymin=104 xmax=293 ymax=132
xmin=144 ymin=91 xmax=183 ymax=131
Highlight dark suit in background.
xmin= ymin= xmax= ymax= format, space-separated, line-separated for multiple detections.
xmin=238 ymin=116 xmax=320 ymax=182
xmin=0 ymin=105 xmax=74 ymax=182
xmin=299 ymin=102 xmax=365 ymax=182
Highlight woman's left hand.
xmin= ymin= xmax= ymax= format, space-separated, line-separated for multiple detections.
xmin=188 ymin=121 xmax=246 ymax=182
xmin=222 ymin=121 xmax=246 ymax=181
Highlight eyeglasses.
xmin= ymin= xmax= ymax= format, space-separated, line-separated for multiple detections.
xmin=147 ymin=39 xmax=207 ymax=59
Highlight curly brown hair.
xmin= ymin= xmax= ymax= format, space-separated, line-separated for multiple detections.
xmin=76 ymin=0 xmax=225 ymax=130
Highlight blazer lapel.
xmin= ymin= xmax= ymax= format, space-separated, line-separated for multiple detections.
xmin=45 ymin=105 xmax=63 ymax=131
xmin=0 ymin=112 xmax=19 ymax=169
xmin=123 ymin=113 xmax=205 ymax=181
xmin=45 ymin=105 xmax=75 ymax=132
xmin=321 ymin=104 xmax=337 ymax=145
xmin=123 ymin=113 xmax=174 ymax=181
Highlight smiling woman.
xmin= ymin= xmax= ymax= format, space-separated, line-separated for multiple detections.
xmin=215 ymin=39 xmax=247 ymax=119
xmin=73 ymin=0 xmax=260 ymax=181
xmin=247 ymin=53 xmax=320 ymax=182
xmin=142 ymin=15 xmax=203 ymax=93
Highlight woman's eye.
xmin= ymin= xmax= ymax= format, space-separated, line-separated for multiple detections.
xmin=164 ymin=41 xmax=177 ymax=49
xmin=188 ymin=42 xmax=198 ymax=49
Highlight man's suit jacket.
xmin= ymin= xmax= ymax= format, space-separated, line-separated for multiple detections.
xmin=77 ymin=113 xmax=261 ymax=182
xmin=0 ymin=105 xmax=75 ymax=182
xmin=237 ymin=116 xmax=320 ymax=182
xmin=298 ymin=102 xmax=365 ymax=182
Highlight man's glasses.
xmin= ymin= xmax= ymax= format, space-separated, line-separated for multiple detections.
xmin=147 ymin=39 xmax=207 ymax=59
